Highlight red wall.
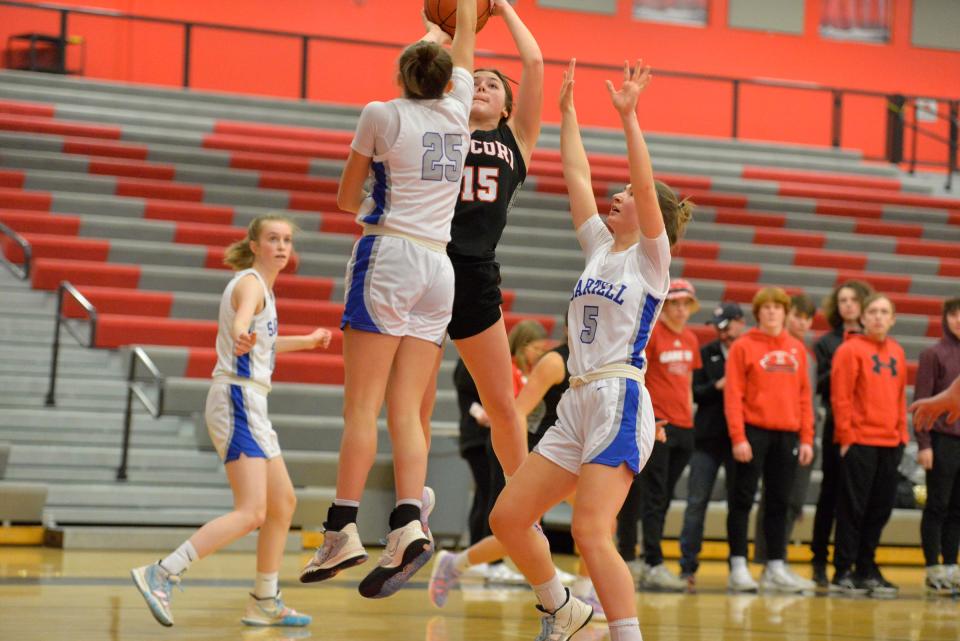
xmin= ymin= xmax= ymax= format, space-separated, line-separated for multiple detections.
xmin=2 ymin=0 xmax=959 ymax=165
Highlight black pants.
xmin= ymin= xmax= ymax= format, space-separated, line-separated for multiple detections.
xmin=921 ymin=432 xmax=960 ymax=566
xmin=811 ymin=413 xmax=840 ymax=566
xmin=617 ymin=424 xmax=694 ymax=564
xmin=834 ymin=444 xmax=902 ymax=573
xmin=462 ymin=446 xmax=493 ymax=545
xmin=727 ymin=426 xmax=799 ymax=561
xmin=755 ymin=439 xmax=819 ymax=562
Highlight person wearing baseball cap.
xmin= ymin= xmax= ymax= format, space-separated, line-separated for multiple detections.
xmin=617 ymin=278 xmax=701 ymax=591
xmin=678 ymin=300 xmax=746 ymax=588
xmin=709 ymin=302 xmax=745 ymax=331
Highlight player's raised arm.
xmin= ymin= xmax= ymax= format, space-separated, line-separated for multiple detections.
xmin=607 ymin=60 xmax=663 ymax=241
xmin=494 ymin=0 xmax=543 ymax=161
xmin=559 ymin=59 xmax=598 ymax=232
xmin=451 ymin=0 xmax=478 ymax=73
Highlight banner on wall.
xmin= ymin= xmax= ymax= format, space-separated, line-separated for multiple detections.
xmin=820 ymin=0 xmax=890 ymax=43
xmin=633 ymin=0 xmax=707 ymax=26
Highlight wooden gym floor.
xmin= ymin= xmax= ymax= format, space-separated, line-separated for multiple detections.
xmin=0 ymin=547 xmax=957 ymax=640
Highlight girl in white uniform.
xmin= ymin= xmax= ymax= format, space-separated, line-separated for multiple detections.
xmin=299 ymin=1 xmax=478 ymax=599
xmin=131 ymin=215 xmax=332 ymax=628
xmin=489 ymin=60 xmax=693 ymax=641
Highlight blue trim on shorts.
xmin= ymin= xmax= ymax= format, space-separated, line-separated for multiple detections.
xmin=630 ymin=294 xmax=661 ymax=368
xmin=588 ymin=379 xmax=642 ymax=473
xmin=341 ymin=235 xmax=381 ymax=333
xmin=225 ymin=384 xmax=267 ymax=463
xmin=360 ymin=162 xmax=388 ymax=225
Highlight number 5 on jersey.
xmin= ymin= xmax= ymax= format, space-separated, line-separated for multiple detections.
xmin=461 ymin=166 xmax=500 ymax=202
xmin=580 ymin=306 xmax=599 ymax=344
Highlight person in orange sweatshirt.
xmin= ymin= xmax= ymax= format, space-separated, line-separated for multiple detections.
xmin=829 ymin=293 xmax=907 ymax=598
xmin=724 ymin=287 xmax=814 ymax=593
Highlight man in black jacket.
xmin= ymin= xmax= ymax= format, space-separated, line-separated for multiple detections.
xmin=678 ymin=302 xmax=746 ymax=588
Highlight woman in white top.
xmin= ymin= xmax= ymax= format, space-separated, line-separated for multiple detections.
xmin=489 ymin=60 xmax=692 ymax=641
xmin=300 ymin=0 xmax=478 ymax=600
xmin=131 ymin=215 xmax=332 ymax=628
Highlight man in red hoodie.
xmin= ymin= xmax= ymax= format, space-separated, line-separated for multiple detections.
xmin=830 ymin=293 xmax=908 ymax=597
xmin=724 ymin=287 xmax=815 ymax=593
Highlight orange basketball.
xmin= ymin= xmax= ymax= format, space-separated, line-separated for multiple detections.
xmin=424 ymin=0 xmax=492 ymax=37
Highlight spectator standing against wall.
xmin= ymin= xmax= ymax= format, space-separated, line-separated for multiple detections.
xmin=754 ymin=294 xmax=819 ymax=570
xmin=829 ymin=293 xmax=907 ymax=597
xmin=914 ymin=297 xmax=960 ymax=595
xmin=617 ymin=279 xmax=701 ymax=591
xmin=678 ymin=302 xmax=746 ymax=590
xmin=724 ymin=287 xmax=814 ymax=593
xmin=810 ymin=280 xmax=874 ymax=587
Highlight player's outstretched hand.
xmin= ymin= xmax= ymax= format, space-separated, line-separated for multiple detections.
xmin=311 ymin=328 xmax=333 ymax=350
xmin=559 ymin=58 xmax=576 ymax=113
xmin=234 ymin=331 xmax=257 ymax=356
xmin=909 ymin=384 xmax=960 ymax=430
xmin=422 ymin=9 xmax=452 ymax=46
xmin=606 ymin=59 xmax=651 ymax=117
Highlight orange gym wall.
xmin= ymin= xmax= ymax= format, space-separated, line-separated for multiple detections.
xmin=2 ymin=0 xmax=959 ymax=167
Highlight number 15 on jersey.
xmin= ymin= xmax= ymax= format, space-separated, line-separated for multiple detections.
xmin=461 ymin=166 xmax=500 ymax=202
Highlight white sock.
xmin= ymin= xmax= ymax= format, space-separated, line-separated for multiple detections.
xmin=454 ymin=551 xmax=472 ymax=573
xmin=253 ymin=571 xmax=279 ymax=599
xmin=333 ymin=498 xmax=360 ymax=508
xmin=396 ymin=498 xmax=423 ymax=509
xmin=609 ymin=618 xmax=642 ymax=641
xmin=160 ymin=540 xmax=197 ymax=576
xmin=571 ymin=576 xmax=593 ymax=598
xmin=533 ymin=574 xmax=567 ymax=613
xmin=730 ymin=556 xmax=748 ymax=571
xmin=767 ymin=559 xmax=785 ymax=572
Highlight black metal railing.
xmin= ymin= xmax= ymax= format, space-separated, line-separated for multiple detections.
xmin=117 ymin=346 xmax=165 ymax=481
xmin=904 ymin=98 xmax=959 ymax=191
xmin=44 ymin=280 xmax=97 ymax=406
xmin=0 ymin=221 xmax=31 ymax=280
xmin=2 ymin=0 xmax=958 ymax=184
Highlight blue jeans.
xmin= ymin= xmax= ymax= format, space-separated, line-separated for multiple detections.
xmin=679 ymin=443 xmax=733 ymax=576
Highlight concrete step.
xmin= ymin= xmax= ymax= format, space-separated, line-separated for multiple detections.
xmin=9 ymin=444 xmax=219 ymax=471
xmin=0 ymin=428 xmax=188 ymax=449
xmin=0 ymin=407 xmax=181 ymax=431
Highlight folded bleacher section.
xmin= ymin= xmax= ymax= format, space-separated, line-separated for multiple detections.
xmin=0 ymin=68 xmax=957 ymax=549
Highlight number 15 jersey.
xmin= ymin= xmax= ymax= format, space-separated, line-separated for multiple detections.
xmin=350 ymin=66 xmax=473 ymax=245
xmin=567 ymin=215 xmax=671 ymax=378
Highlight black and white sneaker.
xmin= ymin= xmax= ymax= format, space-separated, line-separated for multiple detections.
xmin=358 ymin=520 xmax=433 ymax=599
xmin=862 ymin=566 xmax=898 ymax=599
xmin=829 ymin=569 xmax=869 ymax=596
xmin=299 ymin=523 xmax=368 ymax=584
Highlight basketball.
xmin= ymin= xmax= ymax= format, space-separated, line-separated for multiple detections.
xmin=424 ymin=0 xmax=492 ymax=37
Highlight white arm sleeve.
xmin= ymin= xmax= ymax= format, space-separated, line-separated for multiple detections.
xmin=351 ymin=101 xmax=401 ymax=157
xmin=447 ymin=66 xmax=474 ymax=116
xmin=575 ymin=215 xmax=613 ymax=260
xmin=636 ymin=231 xmax=671 ymax=295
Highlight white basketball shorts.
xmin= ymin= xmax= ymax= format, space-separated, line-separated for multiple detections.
xmin=205 ymin=382 xmax=281 ymax=463
xmin=341 ymin=234 xmax=454 ymax=345
xmin=533 ymin=377 xmax=656 ymax=476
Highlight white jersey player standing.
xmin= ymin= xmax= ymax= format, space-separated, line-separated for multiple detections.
xmin=131 ymin=215 xmax=332 ymax=628
xmin=300 ymin=1 xmax=478 ymax=599
xmin=488 ymin=60 xmax=693 ymax=641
